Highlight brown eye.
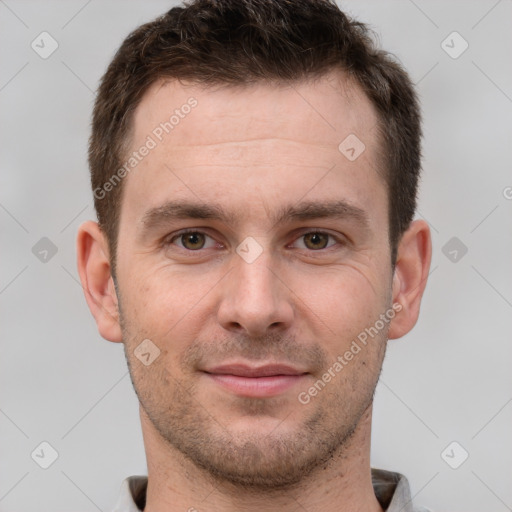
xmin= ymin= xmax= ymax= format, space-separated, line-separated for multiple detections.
xmin=177 ymin=232 xmax=206 ymax=250
xmin=303 ymin=232 xmax=330 ymax=250
xmin=181 ymin=232 xmax=205 ymax=250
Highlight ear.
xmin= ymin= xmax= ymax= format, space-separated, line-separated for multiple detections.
xmin=388 ymin=219 xmax=432 ymax=340
xmin=76 ymin=221 xmax=122 ymax=343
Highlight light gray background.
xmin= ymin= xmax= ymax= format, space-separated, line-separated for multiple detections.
xmin=1 ymin=1 xmax=511 ymax=510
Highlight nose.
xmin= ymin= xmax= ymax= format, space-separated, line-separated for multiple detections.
xmin=216 ymin=248 xmax=294 ymax=338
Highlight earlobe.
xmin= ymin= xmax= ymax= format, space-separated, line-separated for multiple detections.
xmin=388 ymin=219 xmax=432 ymax=340
xmin=76 ymin=221 xmax=123 ymax=343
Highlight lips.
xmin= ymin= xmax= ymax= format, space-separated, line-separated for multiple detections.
xmin=204 ymin=363 xmax=306 ymax=378
xmin=202 ymin=363 xmax=308 ymax=397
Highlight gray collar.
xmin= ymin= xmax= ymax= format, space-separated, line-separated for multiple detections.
xmin=112 ymin=468 xmax=423 ymax=512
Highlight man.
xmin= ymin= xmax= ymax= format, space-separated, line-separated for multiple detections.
xmin=77 ymin=0 xmax=432 ymax=510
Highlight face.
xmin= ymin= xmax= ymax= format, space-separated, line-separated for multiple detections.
xmin=115 ymin=73 xmax=394 ymax=488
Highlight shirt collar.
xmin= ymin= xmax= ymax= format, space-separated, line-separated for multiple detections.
xmin=111 ymin=468 xmax=418 ymax=512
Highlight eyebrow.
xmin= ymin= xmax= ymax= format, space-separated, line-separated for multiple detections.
xmin=140 ymin=199 xmax=370 ymax=235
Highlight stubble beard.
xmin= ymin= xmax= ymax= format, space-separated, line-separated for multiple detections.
xmin=119 ymin=309 xmax=386 ymax=491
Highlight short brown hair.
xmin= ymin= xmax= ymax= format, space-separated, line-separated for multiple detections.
xmin=89 ymin=0 xmax=421 ymax=273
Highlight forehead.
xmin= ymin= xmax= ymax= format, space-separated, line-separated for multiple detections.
xmin=129 ymin=71 xmax=380 ymax=162
xmin=120 ymin=72 xmax=385 ymax=229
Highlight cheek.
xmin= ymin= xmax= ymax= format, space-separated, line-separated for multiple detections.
xmin=302 ymin=269 xmax=390 ymax=405
xmin=290 ymin=263 xmax=390 ymax=349
xmin=121 ymin=269 xmax=218 ymax=349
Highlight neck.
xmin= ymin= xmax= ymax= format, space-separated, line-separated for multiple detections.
xmin=140 ymin=404 xmax=383 ymax=512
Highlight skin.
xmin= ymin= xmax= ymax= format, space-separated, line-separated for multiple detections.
xmin=77 ymin=71 xmax=431 ymax=512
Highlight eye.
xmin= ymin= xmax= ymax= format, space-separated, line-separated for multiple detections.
xmin=292 ymin=231 xmax=339 ymax=250
xmin=168 ymin=230 xmax=217 ymax=250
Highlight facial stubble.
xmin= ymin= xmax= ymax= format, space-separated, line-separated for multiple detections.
xmin=119 ymin=309 xmax=387 ymax=491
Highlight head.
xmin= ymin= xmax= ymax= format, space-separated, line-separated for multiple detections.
xmin=78 ymin=0 xmax=431 ymax=490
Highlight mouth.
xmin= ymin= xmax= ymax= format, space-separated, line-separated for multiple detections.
xmin=202 ymin=363 xmax=309 ymax=398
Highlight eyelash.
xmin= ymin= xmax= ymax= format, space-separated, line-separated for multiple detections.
xmin=165 ymin=229 xmax=344 ymax=252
